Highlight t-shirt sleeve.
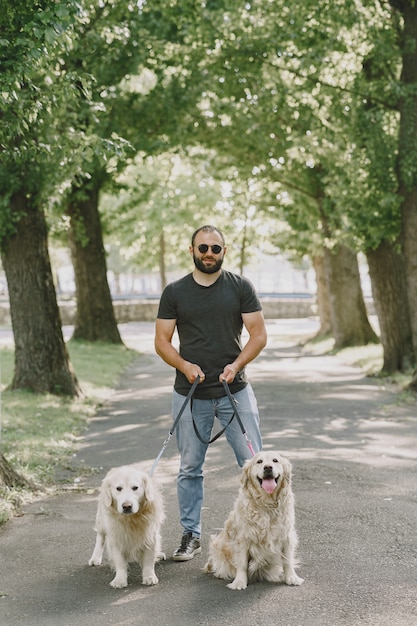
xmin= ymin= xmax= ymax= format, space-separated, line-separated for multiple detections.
xmin=157 ymin=284 xmax=177 ymax=319
xmin=241 ymin=277 xmax=262 ymax=313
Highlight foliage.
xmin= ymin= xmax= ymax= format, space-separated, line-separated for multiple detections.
xmin=1 ymin=0 xmax=410 ymax=258
xmin=2 ymin=0 xmax=405 ymax=263
xmin=1 ymin=0 xmax=415 ymax=370
xmin=0 ymin=1 xmax=85 ymax=240
xmin=75 ymin=0 xmax=411 ymax=291
xmin=93 ymin=0 xmax=402 ymax=270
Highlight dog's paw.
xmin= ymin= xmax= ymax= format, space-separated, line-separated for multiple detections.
xmin=285 ymin=573 xmax=304 ymax=586
xmin=203 ymin=561 xmax=212 ymax=573
xmin=227 ymin=578 xmax=247 ymax=591
xmin=88 ymin=556 xmax=102 ymax=566
xmin=142 ymin=573 xmax=159 ymax=586
xmin=156 ymin=552 xmax=166 ymax=562
xmin=110 ymin=575 xmax=128 ymax=588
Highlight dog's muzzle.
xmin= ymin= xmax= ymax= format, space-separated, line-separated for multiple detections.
xmin=258 ymin=466 xmax=279 ymax=494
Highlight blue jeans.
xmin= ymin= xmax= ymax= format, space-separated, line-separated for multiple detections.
xmin=172 ymin=383 xmax=262 ymax=538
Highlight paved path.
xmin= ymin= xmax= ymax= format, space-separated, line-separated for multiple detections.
xmin=0 ymin=320 xmax=416 ymax=626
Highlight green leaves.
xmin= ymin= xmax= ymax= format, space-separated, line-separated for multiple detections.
xmin=1 ymin=0 xmax=412 ymax=263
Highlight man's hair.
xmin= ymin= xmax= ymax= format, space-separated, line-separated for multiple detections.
xmin=191 ymin=225 xmax=225 ymax=246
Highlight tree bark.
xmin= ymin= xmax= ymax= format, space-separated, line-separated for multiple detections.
xmin=400 ymin=189 xmax=417 ymax=357
xmin=366 ymin=240 xmax=414 ymax=372
xmin=391 ymin=1 xmax=417 ymax=388
xmin=67 ymin=181 xmax=124 ymax=344
xmin=323 ymin=244 xmax=379 ymax=349
xmin=312 ymin=254 xmax=332 ymax=335
xmin=1 ymin=192 xmax=80 ymax=396
xmin=409 ymin=372 xmax=417 ymax=392
xmin=0 ymin=453 xmax=37 ymax=490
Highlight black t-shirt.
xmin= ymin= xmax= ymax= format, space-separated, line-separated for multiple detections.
xmin=157 ymin=270 xmax=262 ymax=399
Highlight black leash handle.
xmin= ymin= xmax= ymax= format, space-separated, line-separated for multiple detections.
xmin=191 ymin=378 xmax=236 ymax=445
xmin=149 ymin=375 xmax=255 ymax=476
xmin=192 ymin=404 xmax=234 ymax=445
xmin=192 ymin=380 xmax=255 ymax=456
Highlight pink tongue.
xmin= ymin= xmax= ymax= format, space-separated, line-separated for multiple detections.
xmin=261 ymin=478 xmax=276 ymax=494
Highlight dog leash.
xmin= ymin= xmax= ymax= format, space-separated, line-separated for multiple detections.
xmin=221 ymin=379 xmax=256 ymax=457
xmin=149 ymin=375 xmax=255 ymax=476
xmin=149 ymin=375 xmax=201 ymax=476
xmin=191 ymin=380 xmax=255 ymax=457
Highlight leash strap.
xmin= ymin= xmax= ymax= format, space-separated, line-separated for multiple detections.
xmin=191 ymin=399 xmax=235 ymax=445
xmin=191 ymin=381 xmax=255 ymax=456
xmin=149 ymin=375 xmax=200 ymax=476
xmin=149 ymin=376 xmax=255 ymax=476
xmin=221 ymin=380 xmax=255 ymax=457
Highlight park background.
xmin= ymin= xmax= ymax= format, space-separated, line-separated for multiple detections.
xmin=1 ymin=1 xmax=416 ymax=499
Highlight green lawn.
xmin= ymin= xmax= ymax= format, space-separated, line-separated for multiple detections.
xmin=0 ymin=340 xmax=137 ymax=524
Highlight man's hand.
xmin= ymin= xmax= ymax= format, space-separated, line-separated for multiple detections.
xmin=183 ymin=362 xmax=205 ymax=384
xmin=219 ymin=364 xmax=238 ymax=384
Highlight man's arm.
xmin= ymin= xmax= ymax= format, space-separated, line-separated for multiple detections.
xmin=220 ymin=310 xmax=267 ymax=383
xmin=154 ymin=318 xmax=205 ymax=384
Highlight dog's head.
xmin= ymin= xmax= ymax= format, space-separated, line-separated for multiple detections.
xmin=241 ymin=451 xmax=292 ymax=500
xmin=101 ymin=465 xmax=155 ymax=515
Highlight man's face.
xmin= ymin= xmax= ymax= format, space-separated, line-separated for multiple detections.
xmin=191 ymin=232 xmax=226 ymax=274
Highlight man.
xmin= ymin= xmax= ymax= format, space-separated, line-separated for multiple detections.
xmin=154 ymin=225 xmax=267 ymax=561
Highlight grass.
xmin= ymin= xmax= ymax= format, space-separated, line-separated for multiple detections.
xmin=0 ymin=340 xmax=137 ymax=524
xmin=301 ymin=334 xmax=384 ymax=375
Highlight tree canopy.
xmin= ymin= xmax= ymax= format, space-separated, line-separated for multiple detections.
xmin=2 ymin=0 xmax=417 ymax=389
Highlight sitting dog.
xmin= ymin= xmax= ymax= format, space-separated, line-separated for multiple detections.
xmin=89 ymin=464 xmax=165 ymax=588
xmin=204 ymin=451 xmax=304 ymax=590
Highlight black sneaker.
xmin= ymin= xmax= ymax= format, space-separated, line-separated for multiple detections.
xmin=172 ymin=532 xmax=201 ymax=561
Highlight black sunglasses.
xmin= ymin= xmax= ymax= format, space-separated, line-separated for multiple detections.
xmin=194 ymin=244 xmax=223 ymax=254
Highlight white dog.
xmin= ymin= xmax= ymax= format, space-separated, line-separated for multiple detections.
xmin=88 ymin=464 xmax=165 ymax=588
xmin=204 ymin=451 xmax=304 ymax=590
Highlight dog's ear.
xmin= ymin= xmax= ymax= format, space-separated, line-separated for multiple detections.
xmin=240 ymin=458 xmax=253 ymax=488
xmin=143 ymin=474 xmax=155 ymax=503
xmin=280 ymin=455 xmax=292 ymax=487
xmin=101 ymin=479 xmax=113 ymax=508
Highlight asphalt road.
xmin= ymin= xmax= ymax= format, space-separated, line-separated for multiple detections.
xmin=0 ymin=319 xmax=416 ymax=626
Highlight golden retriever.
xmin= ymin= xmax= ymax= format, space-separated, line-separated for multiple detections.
xmin=204 ymin=451 xmax=304 ymax=590
xmin=88 ymin=464 xmax=165 ymax=588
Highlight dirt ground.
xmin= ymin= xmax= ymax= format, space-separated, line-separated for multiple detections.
xmin=0 ymin=320 xmax=416 ymax=626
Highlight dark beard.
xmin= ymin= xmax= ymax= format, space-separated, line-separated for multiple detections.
xmin=193 ymin=254 xmax=224 ymax=274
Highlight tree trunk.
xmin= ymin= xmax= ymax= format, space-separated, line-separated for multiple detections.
xmin=0 ymin=453 xmax=37 ymax=490
xmin=323 ymin=244 xmax=379 ymax=349
xmin=312 ymin=254 xmax=332 ymax=335
xmin=159 ymin=230 xmax=167 ymax=291
xmin=1 ymin=192 xmax=80 ymax=396
xmin=408 ymin=369 xmax=417 ymax=392
xmin=400 ymin=189 xmax=417 ymax=358
xmin=239 ymin=219 xmax=248 ymax=276
xmin=366 ymin=241 xmax=414 ymax=372
xmin=392 ymin=0 xmax=417 ymax=384
xmin=67 ymin=182 xmax=123 ymax=344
